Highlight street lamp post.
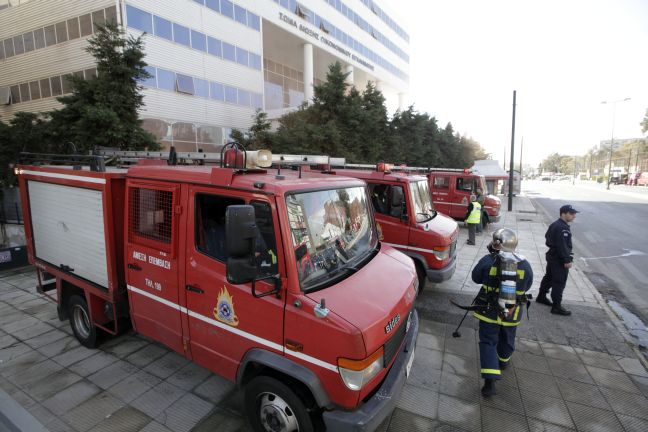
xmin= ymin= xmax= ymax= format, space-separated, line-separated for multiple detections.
xmin=601 ymin=98 xmax=631 ymax=190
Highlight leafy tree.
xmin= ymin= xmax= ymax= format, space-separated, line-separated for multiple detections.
xmin=0 ymin=113 xmax=50 ymax=187
xmin=642 ymin=109 xmax=648 ymax=134
xmin=231 ymin=109 xmax=274 ymax=150
xmin=541 ymin=153 xmax=564 ymax=173
xmin=47 ymin=23 xmax=158 ymax=152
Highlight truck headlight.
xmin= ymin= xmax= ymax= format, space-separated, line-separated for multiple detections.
xmin=338 ymin=347 xmax=384 ymax=391
xmin=432 ymin=246 xmax=450 ymax=261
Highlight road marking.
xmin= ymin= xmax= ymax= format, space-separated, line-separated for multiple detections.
xmin=579 ymin=249 xmax=646 ymax=266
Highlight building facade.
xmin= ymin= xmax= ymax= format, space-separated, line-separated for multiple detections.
xmin=0 ymin=0 xmax=409 ymax=152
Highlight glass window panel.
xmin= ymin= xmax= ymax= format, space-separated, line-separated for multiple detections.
xmin=247 ymin=12 xmax=260 ymax=30
xmin=235 ymin=47 xmax=248 ymax=67
xmin=222 ymin=42 xmax=235 ymax=61
xmin=191 ymin=30 xmax=206 ymax=51
xmin=23 ymin=32 xmax=34 ymax=52
xmin=194 ymin=78 xmax=208 ymax=97
xmin=221 ymin=0 xmax=233 ymax=18
xmin=141 ymin=66 xmax=156 ymax=87
xmin=224 ymin=85 xmax=237 ymax=103
xmin=80 ymin=14 xmax=93 ymax=36
xmin=10 ymin=85 xmax=20 ymax=103
xmin=173 ymin=23 xmax=190 ymax=46
xmin=20 ymin=83 xmax=30 ymax=102
xmin=50 ymin=76 xmax=62 ymax=96
xmin=0 ymin=42 xmax=4 ymax=60
xmin=3 ymin=39 xmax=13 ymax=57
xmin=126 ymin=5 xmax=153 ymax=33
xmin=13 ymin=35 xmax=24 ymax=55
xmin=55 ymin=21 xmax=68 ymax=43
xmin=33 ymin=28 xmax=45 ymax=49
xmin=67 ymin=18 xmax=80 ymax=39
xmin=39 ymin=78 xmax=51 ymax=98
xmin=92 ymin=10 xmax=105 ymax=32
xmin=29 ymin=81 xmax=40 ymax=99
xmin=44 ymin=25 xmax=56 ymax=46
xmin=209 ymin=82 xmax=224 ymax=100
xmin=288 ymin=89 xmax=304 ymax=107
xmin=237 ymin=89 xmax=250 ymax=107
xmin=84 ymin=68 xmax=97 ymax=79
xmin=205 ymin=0 xmax=219 ymax=12
xmin=154 ymin=16 xmax=172 ymax=41
xmin=141 ymin=118 xmax=169 ymax=140
xmin=193 ymin=0 xmax=205 ymax=5
xmin=176 ymin=74 xmax=195 ymax=94
xmin=249 ymin=53 xmax=261 ymax=70
xmin=61 ymin=74 xmax=73 ymax=93
xmin=105 ymin=6 xmax=117 ymax=24
xmin=264 ymin=82 xmax=282 ymax=110
xmin=197 ymin=125 xmax=222 ymax=145
xmin=157 ymin=68 xmax=175 ymax=91
xmin=234 ymin=5 xmax=246 ymax=25
xmin=252 ymin=93 xmax=263 ymax=109
xmin=173 ymin=122 xmax=196 ymax=143
xmin=207 ymin=36 xmax=221 ymax=57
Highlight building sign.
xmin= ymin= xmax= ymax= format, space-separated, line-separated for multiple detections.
xmin=278 ymin=12 xmax=374 ymax=71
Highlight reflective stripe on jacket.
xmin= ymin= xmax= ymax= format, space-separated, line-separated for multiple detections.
xmin=466 ymin=201 xmax=482 ymax=224
xmin=472 ymin=262 xmax=532 ymax=326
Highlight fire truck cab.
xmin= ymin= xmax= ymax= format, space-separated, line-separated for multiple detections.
xmin=428 ymin=169 xmax=502 ymax=226
xmin=302 ymin=161 xmax=458 ymax=288
xmin=17 ymin=148 xmax=419 ymax=432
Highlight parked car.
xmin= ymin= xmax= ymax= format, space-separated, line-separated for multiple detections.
xmin=637 ymin=172 xmax=648 ymax=186
xmin=627 ymin=172 xmax=642 ymax=185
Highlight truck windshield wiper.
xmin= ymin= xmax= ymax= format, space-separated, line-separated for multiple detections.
xmin=417 ymin=212 xmax=434 ymax=222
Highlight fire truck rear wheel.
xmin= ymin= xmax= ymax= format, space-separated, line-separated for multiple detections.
xmin=245 ymin=375 xmax=316 ymax=432
xmin=68 ymin=295 xmax=98 ymax=348
xmin=415 ymin=261 xmax=426 ymax=293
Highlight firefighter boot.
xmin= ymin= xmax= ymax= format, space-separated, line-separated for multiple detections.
xmin=551 ymin=304 xmax=572 ymax=316
xmin=536 ymin=293 xmax=553 ymax=306
xmin=481 ymin=379 xmax=497 ymax=397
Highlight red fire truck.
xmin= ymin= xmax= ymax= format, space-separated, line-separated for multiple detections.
xmin=289 ymin=158 xmax=458 ymax=288
xmin=16 ymin=147 xmax=418 ymax=432
xmin=427 ymin=169 xmax=502 ymax=227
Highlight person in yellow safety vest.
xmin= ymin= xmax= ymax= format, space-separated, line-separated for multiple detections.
xmin=465 ymin=194 xmax=482 ymax=245
xmin=472 ymin=228 xmax=533 ymax=396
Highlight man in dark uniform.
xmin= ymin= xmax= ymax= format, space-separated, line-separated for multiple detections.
xmin=536 ymin=204 xmax=578 ymax=316
xmin=472 ymin=228 xmax=533 ymax=396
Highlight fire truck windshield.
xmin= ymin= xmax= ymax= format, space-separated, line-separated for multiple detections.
xmin=409 ymin=180 xmax=436 ymax=223
xmin=286 ymin=186 xmax=377 ymax=291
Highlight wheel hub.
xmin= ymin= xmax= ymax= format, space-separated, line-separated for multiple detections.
xmin=258 ymin=392 xmax=299 ymax=432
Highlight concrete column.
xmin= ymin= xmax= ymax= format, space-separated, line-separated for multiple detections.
xmin=398 ymin=92 xmax=407 ymax=111
xmin=345 ymin=64 xmax=354 ymax=87
xmin=303 ymin=43 xmax=314 ymax=104
xmin=375 ymin=80 xmax=384 ymax=93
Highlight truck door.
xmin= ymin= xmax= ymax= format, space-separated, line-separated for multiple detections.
xmin=125 ymin=182 xmax=184 ymax=354
xmin=453 ymin=176 xmax=476 ymax=219
xmin=184 ymin=187 xmax=285 ymax=379
xmin=430 ymin=175 xmax=452 ymax=217
xmin=368 ymin=183 xmax=409 ymax=250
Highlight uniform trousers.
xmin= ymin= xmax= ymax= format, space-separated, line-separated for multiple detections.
xmin=478 ymin=321 xmax=517 ymax=380
xmin=538 ymin=257 xmax=569 ymax=305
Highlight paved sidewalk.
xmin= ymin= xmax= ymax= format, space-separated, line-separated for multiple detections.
xmin=1 ymin=194 xmax=647 ymax=431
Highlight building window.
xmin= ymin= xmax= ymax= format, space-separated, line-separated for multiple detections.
xmin=207 ymin=36 xmax=221 ymax=57
xmin=176 ymin=74 xmax=195 ymax=95
xmin=154 ymin=16 xmax=173 ymax=41
xmin=235 ymin=47 xmax=248 ymax=67
xmin=205 ymin=0 xmax=219 ymax=12
xmin=29 ymin=81 xmax=40 ymax=99
xmin=67 ymin=18 xmax=80 ymax=39
xmin=234 ymin=5 xmax=247 ymax=25
xmin=33 ymin=28 xmax=45 ymax=49
xmin=157 ymin=68 xmax=175 ymax=91
xmin=43 ymin=25 xmax=56 ymax=46
xmin=19 ymin=83 xmax=30 ymax=102
xmin=249 ymin=53 xmax=261 ymax=70
xmin=222 ymin=42 xmax=235 ymax=61
xmin=191 ymin=30 xmax=206 ymax=52
xmin=40 ymin=78 xmax=51 ymax=98
xmin=3 ymin=39 xmax=13 ymax=58
xmin=247 ymin=12 xmax=260 ymax=30
xmin=55 ymin=21 xmax=68 ymax=43
xmin=252 ymin=93 xmax=263 ymax=110
xmin=50 ymin=76 xmax=62 ymax=96
xmin=194 ymin=78 xmax=209 ymax=98
xmin=10 ymin=85 xmax=20 ymax=104
xmin=92 ymin=10 xmax=105 ymax=32
xmin=141 ymin=66 xmax=156 ymax=87
xmin=80 ymin=13 xmax=93 ymax=36
xmin=210 ymin=82 xmax=224 ymax=101
xmin=237 ymin=89 xmax=250 ymax=107
xmin=23 ymin=32 xmax=34 ymax=52
xmin=220 ymin=0 xmax=233 ymax=18
xmin=173 ymin=23 xmax=190 ymax=47
xmin=224 ymin=85 xmax=237 ymax=103
xmin=126 ymin=6 xmax=153 ymax=33
xmin=105 ymin=6 xmax=117 ymax=24
xmin=12 ymin=35 xmax=24 ymax=55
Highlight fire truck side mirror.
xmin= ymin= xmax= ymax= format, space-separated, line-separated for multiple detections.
xmin=226 ymin=205 xmax=257 ymax=285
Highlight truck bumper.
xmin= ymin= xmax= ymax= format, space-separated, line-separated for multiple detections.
xmin=426 ymin=255 xmax=456 ymax=283
xmin=322 ymin=310 xmax=419 ymax=432
xmin=488 ymin=213 xmax=501 ymax=224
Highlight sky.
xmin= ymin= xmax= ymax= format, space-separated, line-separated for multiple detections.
xmin=383 ymin=0 xmax=648 ymax=167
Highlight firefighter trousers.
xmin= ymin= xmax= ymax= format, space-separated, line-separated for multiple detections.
xmin=478 ymin=321 xmax=517 ymax=379
xmin=539 ymin=257 xmax=569 ymax=305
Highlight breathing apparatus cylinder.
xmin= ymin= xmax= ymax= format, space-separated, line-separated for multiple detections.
xmin=498 ymin=252 xmax=519 ymax=319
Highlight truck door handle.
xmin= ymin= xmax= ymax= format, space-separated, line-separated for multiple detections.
xmin=128 ymin=263 xmax=142 ymax=271
xmin=186 ymin=285 xmax=204 ymax=294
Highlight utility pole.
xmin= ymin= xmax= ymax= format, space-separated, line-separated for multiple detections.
xmin=602 ymin=98 xmax=631 ymax=190
xmin=508 ymin=91 xmax=516 ymax=211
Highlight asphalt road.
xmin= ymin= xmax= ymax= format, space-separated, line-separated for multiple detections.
xmin=524 ymin=179 xmax=648 ymax=330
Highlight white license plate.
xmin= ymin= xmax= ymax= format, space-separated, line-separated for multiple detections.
xmin=405 ymin=347 xmax=415 ymax=377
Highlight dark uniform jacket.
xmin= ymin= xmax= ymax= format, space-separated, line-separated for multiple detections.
xmin=471 ymin=253 xmax=533 ymax=326
xmin=545 ymin=219 xmax=573 ymax=264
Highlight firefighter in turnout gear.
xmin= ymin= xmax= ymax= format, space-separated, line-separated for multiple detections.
xmin=472 ymin=228 xmax=533 ymax=396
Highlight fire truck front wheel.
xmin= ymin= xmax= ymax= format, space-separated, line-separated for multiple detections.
xmin=68 ymin=295 xmax=98 ymax=348
xmin=245 ymin=375 xmax=316 ymax=432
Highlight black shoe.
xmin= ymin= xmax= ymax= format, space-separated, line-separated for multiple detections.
xmin=499 ymin=361 xmax=508 ymax=370
xmin=466 ymin=241 xmax=475 ymax=245
xmin=551 ymin=305 xmax=572 ymax=316
xmin=536 ymin=295 xmax=553 ymax=306
xmin=481 ymin=379 xmax=497 ymax=397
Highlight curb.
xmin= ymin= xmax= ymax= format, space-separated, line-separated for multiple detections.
xmin=0 ymin=387 xmax=48 ymax=432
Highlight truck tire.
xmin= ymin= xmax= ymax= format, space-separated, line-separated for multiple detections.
xmin=68 ymin=295 xmax=98 ymax=348
xmin=245 ymin=375 xmax=315 ymax=432
xmin=415 ymin=261 xmax=426 ymax=293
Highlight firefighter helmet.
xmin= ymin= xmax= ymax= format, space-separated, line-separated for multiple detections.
xmin=491 ymin=228 xmax=518 ymax=252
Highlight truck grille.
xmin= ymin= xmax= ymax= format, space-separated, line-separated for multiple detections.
xmin=383 ymin=310 xmax=411 ymax=367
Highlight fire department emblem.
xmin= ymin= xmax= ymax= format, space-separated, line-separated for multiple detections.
xmin=214 ymin=286 xmax=239 ymax=327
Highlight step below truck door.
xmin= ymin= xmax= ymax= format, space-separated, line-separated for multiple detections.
xmin=125 ymin=181 xmax=184 ymax=354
